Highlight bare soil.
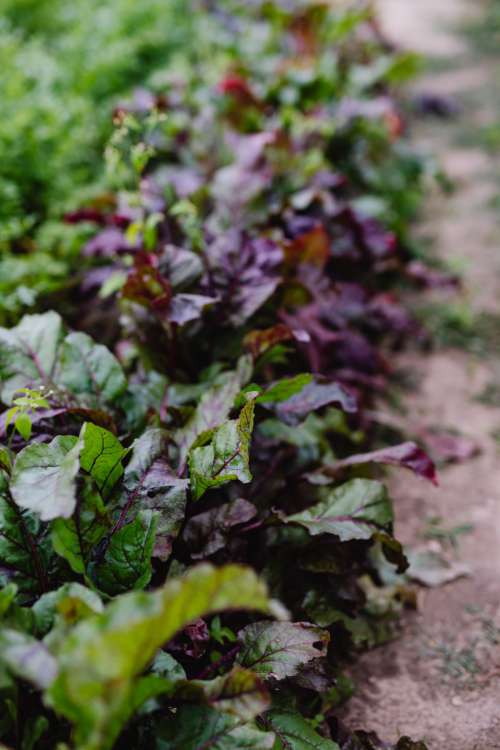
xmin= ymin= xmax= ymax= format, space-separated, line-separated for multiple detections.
xmin=339 ymin=2 xmax=500 ymax=748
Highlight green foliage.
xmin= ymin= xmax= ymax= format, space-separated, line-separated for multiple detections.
xmin=0 ymin=2 xmax=434 ymax=748
xmin=286 ymin=479 xmax=393 ymax=541
xmin=47 ymin=564 xmax=282 ymax=750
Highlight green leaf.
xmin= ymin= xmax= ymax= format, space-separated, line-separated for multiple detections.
xmin=55 ymin=332 xmax=126 ymax=408
xmin=0 ymin=584 xmax=17 ymax=618
xmin=0 ymin=312 xmax=63 ymax=404
xmin=51 ymin=485 xmax=109 ymax=575
xmin=32 ymin=583 xmax=104 ymax=637
xmin=0 ymin=474 xmax=48 ymax=599
xmin=151 ymin=651 xmax=186 ymax=682
xmin=256 ymin=374 xmax=313 ymax=404
xmin=176 ymin=666 xmax=269 ymax=721
xmin=157 ymin=706 xmax=275 ymax=750
xmin=0 ymin=447 xmax=12 ymax=474
xmin=237 ymin=621 xmax=329 ymax=680
xmin=121 ymin=429 xmax=188 ymax=560
xmin=88 ymin=510 xmax=157 ymax=595
xmin=0 ymin=629 xmax=58 ymax=690
xmin=189 ymin=399 xmax=255 ymax=501
xmin=80 ymin=423 xmax=126 ymax=499
xmin=175 ymin=357 xmax=252 ymax=466
xmin=47 ymin=564 xmax=286 ymax=750
xmin=10 ymin=435 xmax=81 ymax=521
xmin=260 ymin=710 xmax=339 ymax=750
xmin=14 ymin=412 xmax=32 ymax=441
xmin=285 ymin=479 xmax=393 ymax=541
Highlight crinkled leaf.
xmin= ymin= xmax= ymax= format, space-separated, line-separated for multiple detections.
xmin=183 ymin=498 xmax=256 ymax=559
xmin=47 ymin=564 xmax=286 ymax=750
xmin=260 ymin=710 xmax=339 ymax=750
xmin=0 ymin=629 xmax=58 ymax=689
xmin=80 ymin=423 xmax=126 ymax=498
xmin=237 ymin=621 xmax=329 ymax=680
xmin=0 ymin=312 xmax=63 ymax=404
xmin=189 ymin=400 xmax=255 ymax=501
xmin=158 ymin=705 xmax=275 ymax=750
xmin=286 ymin=479 xmax=393 ymax=541
xmin=55 ymin=332 xmax=126 ymax=408
xmin=88 ymin=510 xmax=157 ymax=595
xmin=10 ymin=435 xmax=81 ymax=521
xmin=122 ymin=429 xmax=187 ymax=560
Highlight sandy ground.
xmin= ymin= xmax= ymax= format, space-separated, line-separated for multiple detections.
xmin=339 ymin=1 xmax=500 ymax=748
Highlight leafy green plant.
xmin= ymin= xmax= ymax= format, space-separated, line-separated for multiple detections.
xmin=0 ymin=2 xmax=437 ymax=748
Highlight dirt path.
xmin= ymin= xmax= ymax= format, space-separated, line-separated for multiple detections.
xmin=340 ymin=2 xmax=500 ymax=748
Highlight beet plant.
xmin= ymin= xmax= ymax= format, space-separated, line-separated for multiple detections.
xmin=0 ymin=2 xmax=439 ymax=748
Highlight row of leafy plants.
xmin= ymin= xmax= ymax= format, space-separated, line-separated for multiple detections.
xmin=0 ymin=2 xmax=445 ymax=749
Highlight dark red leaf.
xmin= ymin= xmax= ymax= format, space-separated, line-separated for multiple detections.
xmin=328 ymin=442 xmax=438 ymax=485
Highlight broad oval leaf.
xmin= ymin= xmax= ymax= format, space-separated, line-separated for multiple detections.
xmin=0 ymin=629 xmax=58 ymax=689
xmin=88 ymin=510 xmax=157 ymax=595
xmin=175 ymin=357 xmax=252 ymax=467
xmin=269 ymin=380 xmax=357 ymax=426
xmin=0 ymin=311 xmax=63 ymax=404
xmin=10 ymin=435 xmax=81 ymax=521
xmin=55 ymin=331 xmax=127 ymax=408
xmin=51 ymin=485 xmax=108 ymax=575
xmin=260 ymin=710 xmax=339 ymax=750
xmin=47 ymin=564 xmax=287 ymax=750
xmin=122 ymin=429 xmax=187 ymax=560
xmin=237 ymin=621 xmax=329 ymax=680
xmin=80 ymin=422 xmax=126 ymax=499
xmin=285 ymin=479 xmax=393 ymax=541
xmin=0 ymin=473 xmax=50 ymax=600
xmin=189 ymin=400 xmax=255 ymax=501
xmin=158 ymin=705 xmax=275 ymax=750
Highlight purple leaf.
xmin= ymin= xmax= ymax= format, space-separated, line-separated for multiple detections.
xmin=420 ymin=430 xmax=480 ymax=464
xmin=169 ymin=294 xmax=218 ymax=326
xmin=328 ymin=442 xmax=438 ymax=485
xmin=270 ymin=379 xmax=357 ymax=426
xmin=83 ymin=228 xmax=132 ymax=258
xmin=203 ymin=232 xmax=283 ymax=326
xmin=183 ymin=498 xmax=257 ymax=559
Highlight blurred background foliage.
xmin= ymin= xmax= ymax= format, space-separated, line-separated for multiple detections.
xmin=0 ymin=0 xmax=423 ymax=324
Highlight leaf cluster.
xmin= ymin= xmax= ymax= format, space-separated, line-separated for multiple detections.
xmin=0 ymin=2 xmax=435 ymax=748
